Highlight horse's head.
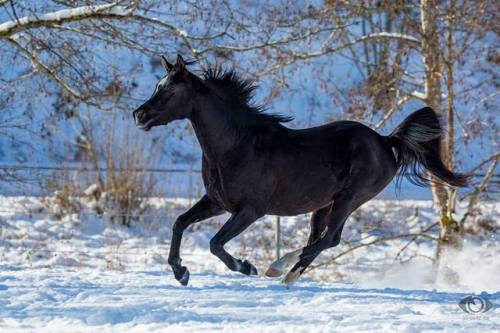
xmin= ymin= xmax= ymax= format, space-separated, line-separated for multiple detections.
xmin=133 ymin=54 xmax=198 ymax=131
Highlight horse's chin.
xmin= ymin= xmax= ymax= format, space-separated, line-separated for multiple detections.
xmin=137 ymin=122 xmax=153 ymax=131
xmin=136 ymin=116 xmax=161 ymax=131
xmin=136 ymin=114 xmax=174 ymax=131
xmin=138 ymin=125 xmax=152 ymax=131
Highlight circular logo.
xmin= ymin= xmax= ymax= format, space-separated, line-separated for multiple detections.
xmin=459 ymin=295 xmax=493 ymax=314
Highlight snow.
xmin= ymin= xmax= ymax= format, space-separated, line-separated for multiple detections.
xmin=0 ymin=268 xmax=498 ymax=332
xmin=83 ymin=183 xmax=100 ymax=197
xmin=358 ymin=32 xmax=420 ymax=45
xmin=0 ymin=196 xmax=499 ymax=332
xmin=0 ymin=3 xmax=130 ymax=37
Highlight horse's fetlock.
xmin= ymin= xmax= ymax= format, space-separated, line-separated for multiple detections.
xmin=168 ymin=257 xmax=181 ymax=266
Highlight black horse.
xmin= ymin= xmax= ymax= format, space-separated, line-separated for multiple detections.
xmin=133 ymin=54 xmax=466 ymax=286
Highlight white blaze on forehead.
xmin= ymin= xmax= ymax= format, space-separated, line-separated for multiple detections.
xmin=158 ymin=76 xmax=169 ymax=87
xmin=154 ymin=76 xmax=169 ymax=94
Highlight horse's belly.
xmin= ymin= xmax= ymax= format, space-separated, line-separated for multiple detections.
xmin=267 ymin=200 xmax=332 ymax=216
xmin=266 ymin=177 xmax=338 ymax=216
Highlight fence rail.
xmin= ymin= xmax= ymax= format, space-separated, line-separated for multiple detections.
xmin=1 ymin=164 xmax=498 ymax=200
xmin=1 ymin=164 xmax=497 ymax=178
xmin=0 ymin=164 xmax=201 ymax=174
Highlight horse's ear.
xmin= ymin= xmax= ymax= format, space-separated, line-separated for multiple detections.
xmin=160 ymin=55 xmax=174 ymax=72
xmin=176 ymin=54 xmax=186 ymax=71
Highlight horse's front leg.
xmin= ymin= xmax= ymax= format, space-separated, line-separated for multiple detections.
xmin=209 ymin=206 xmax=263 ymax=276
xmin=168 ymin=195 xmax=224 ymax=285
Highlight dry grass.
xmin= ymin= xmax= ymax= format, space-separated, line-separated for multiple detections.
xmin=42 ymin=171 xmax=81 ymax=220
xmin=42 ymin=110 xmax=160 ymax=226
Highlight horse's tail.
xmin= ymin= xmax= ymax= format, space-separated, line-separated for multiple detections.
xmin=387 ymin=107 xmax=468 ymax=188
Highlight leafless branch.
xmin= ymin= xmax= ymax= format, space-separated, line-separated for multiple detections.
xmin=460 ymin=156 xmax=498 ymax=226
xmin=375 ymin=94 xmax=412 ymax=129
xmin=306 ymin=229 xmax=438 ymax=273
xmin=393 ymin=222 xmax=439 ymax=261
xmin=7 ymin=37 xmax=101 ymax=108
xmin=196 ymin=25 xmax=352 ymax=55
xmin=467 ymin=153 xmax=500 ymax=175
xmin=255 ymin=32 xmax=420 ymax=78
xmin=0 ymin=3 xmax=130 ymax=39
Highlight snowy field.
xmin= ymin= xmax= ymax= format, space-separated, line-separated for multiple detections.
xmin=0 ymin=197 xmax=498 ymax=332
xmin=1 ymin=268 xmax=499 ymax=333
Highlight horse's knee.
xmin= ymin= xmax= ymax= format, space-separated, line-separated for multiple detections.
xmin=327 ymin=222 xmax=345 ymax=247
xmin=318 ymin=230 xmax=342 ymax=249
xmin=172 ymin=216 xmax=187 ymax=234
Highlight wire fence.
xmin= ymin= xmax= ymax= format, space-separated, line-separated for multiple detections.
xmin=1 ymin=163 xmax=498 ymax=199
xmin=0 ymin=164 xmax=201 ymax=173
xmin=0 ymin=164 xmax=205 ymax=198
xmin=1 ymin=164 xmax=497 ymax=181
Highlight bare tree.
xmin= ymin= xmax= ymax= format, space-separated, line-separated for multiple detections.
xmin=1 ymin=1 xmax=497 ymax=276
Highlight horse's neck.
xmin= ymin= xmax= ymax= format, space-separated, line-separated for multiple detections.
xmin=190 ymin=100 xmax=241 ymax=162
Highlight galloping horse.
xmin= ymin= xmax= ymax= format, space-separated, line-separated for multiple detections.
xmin=133 ymin=55 xmax=466 ymax=285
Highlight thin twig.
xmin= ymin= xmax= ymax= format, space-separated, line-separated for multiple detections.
xmin=306 ymin=230 xmax=438 ymax=273
xmin=393 ymin=222 xmax=439 ymax=261
xmin=460 ymin=158 xmax=498 ymax=227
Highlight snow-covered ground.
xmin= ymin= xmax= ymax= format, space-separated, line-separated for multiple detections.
xmin=0 ymin=197 xmax=498 ymax=332
xmin=1 ymin=268 xmax=499 ymax=333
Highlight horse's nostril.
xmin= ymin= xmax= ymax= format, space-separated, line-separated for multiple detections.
xmin=136 ymin=110 xmax=146 ymax=121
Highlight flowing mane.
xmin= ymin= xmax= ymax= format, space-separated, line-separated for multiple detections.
xmin=202 ymin=65 xmax=293 ymax=124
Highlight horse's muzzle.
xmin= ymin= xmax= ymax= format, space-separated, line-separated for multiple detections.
xmin=132 ymin=108 xmax=153 ymax=131
xmin=133 ymin=108 xmax=147 ymax=124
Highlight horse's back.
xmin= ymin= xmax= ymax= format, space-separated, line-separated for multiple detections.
xmin=286 ymin=120 xmax=376 ymax=139
xmin=257 ymin=120 xmax=397 ymax=215
xmin=281 ymin=120 xmax=389 ymax=158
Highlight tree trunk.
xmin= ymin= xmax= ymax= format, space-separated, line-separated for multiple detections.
xmin=420 ymin=0 xmax=462 ymax=284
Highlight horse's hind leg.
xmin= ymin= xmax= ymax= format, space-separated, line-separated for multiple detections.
xmin=282 ymin=221 xmax=346 ymax=284
xmin=307 ymin=203 xmax=333 ymax=245
xmin=276 ymin=194 xmax=359 ymax=284
xmin=265 ymin=204 xmax=332 ymax=278
xmin=278 ymin=137 xmax=397 ymax=284
xmin=168 ymin=195 xmax=224 ymax=285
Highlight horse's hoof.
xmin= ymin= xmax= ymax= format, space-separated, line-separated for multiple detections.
xmin=265 ymin=249 xmax=302 ymax=278
xmin=264 ymin=267 xmax=283 ymax=277
xmin=281 ymin=268 xmax=302 ymax=285
xmin=241 ymin=260 xmax=258 ymax=276
xmin=174 ymin=266 xmax=190 ymax=286
xmin=249 ymin=264 xmax=258 ymax=276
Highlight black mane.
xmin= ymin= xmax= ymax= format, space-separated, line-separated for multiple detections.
xmin=202 ymin=65 xmax=293 ymax=124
